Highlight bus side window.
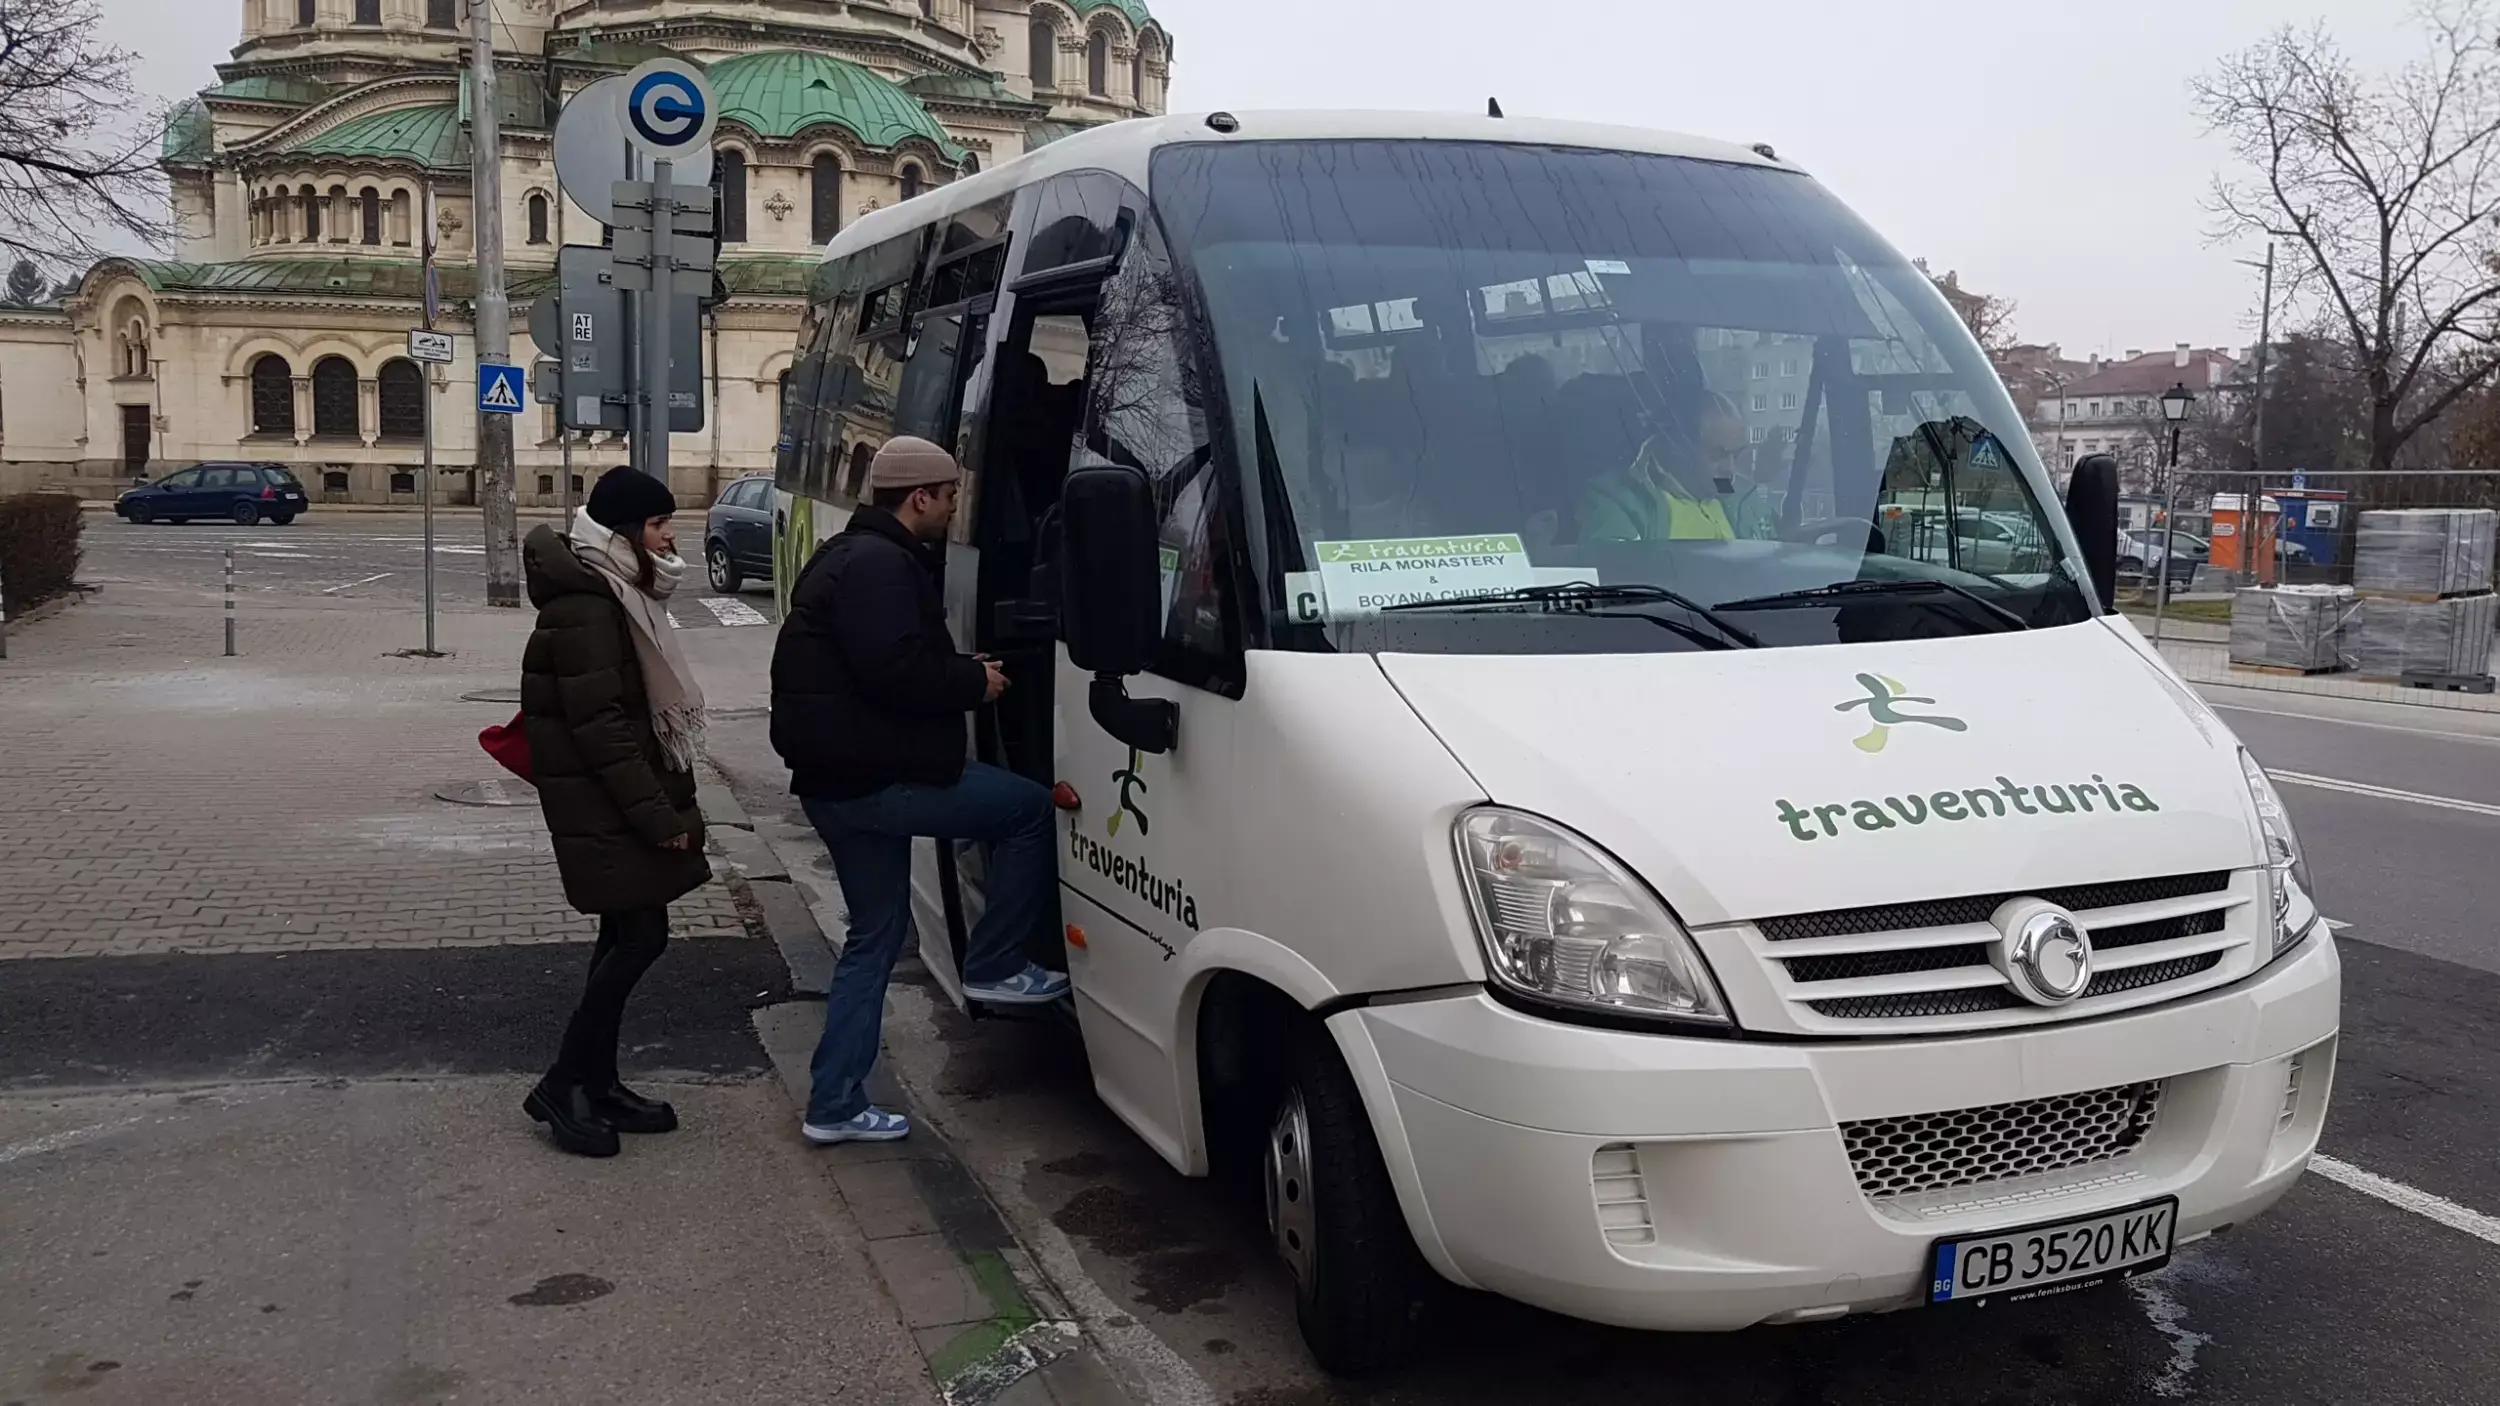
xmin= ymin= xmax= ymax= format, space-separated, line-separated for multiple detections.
xmin=1084 ymin=217 xmax=1239 ymax=693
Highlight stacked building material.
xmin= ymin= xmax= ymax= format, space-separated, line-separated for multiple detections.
xmin=2352 ymin=593 xmax=2500 ymax=678
xmin=2352 ymin=508 xmax=2497 ymax=598
xmin=2229 ymin=586 xmax=2356 ymax=672
xmin=2350 ymin=508 xmax=2497 ymax=685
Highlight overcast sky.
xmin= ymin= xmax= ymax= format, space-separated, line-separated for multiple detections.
xmin=111 ymin=0 xmax=2416 ymax=358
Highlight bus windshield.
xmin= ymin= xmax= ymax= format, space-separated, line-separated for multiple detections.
xmin=1147 ymin=140 xmax=2095 ymax=655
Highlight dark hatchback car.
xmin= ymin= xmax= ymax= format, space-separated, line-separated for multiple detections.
xmin=116 ymin=463 xmax=309 ymax=526
xmin=704 ymin=474 xmax=775 ymax=591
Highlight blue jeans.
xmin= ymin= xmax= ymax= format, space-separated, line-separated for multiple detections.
xmin=801 ymin=762 xmax=1057 ymax=1125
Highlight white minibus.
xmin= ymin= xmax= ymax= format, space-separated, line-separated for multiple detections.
xmin=772 ymin=110 xmax=2337 ymax=1373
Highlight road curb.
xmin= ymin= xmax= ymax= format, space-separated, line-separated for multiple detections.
xmin=709 ymin=760 xmax=1141 ymax=1406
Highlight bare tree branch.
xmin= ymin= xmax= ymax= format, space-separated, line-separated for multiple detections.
xmin=2199 ymin=1 xmax=2500 ymax=469
xmin=0 ymin=0 xmax=174 ymax=271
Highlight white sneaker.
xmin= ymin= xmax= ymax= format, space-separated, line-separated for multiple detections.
xmin=963 ymin=963 xmax=1071 ymax=1006
xmin=802 ymin=1107 xmax=911 ymax=1144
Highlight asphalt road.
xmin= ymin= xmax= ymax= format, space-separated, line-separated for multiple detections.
xmin=76 ymin=510 xmax=778 ymax=629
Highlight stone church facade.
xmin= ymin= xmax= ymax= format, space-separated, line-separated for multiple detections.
xmin=0 ymin=0 xmax=1172 ymax=506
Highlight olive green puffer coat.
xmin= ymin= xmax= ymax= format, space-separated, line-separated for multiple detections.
xmin=521 ymin=524 xmax=710 ymax=914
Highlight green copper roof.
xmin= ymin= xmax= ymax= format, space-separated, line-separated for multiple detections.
xmin=164 ymin=100 xmax=213 ymax=165
xmin=105 ymin=256 xmax=812 ymax=303
xmin=207 ymin=75 xmax=331 ymax=106
xmin=1069 ymin=0 xmax=1157 ymax=28
xmin=110 ymin=258 xmax=479 ymax=300
xmin=710 ymin=51 xmax=966 ymax=161
xmin=289 ymin=104 xmax=463 ymax=169
xmin=1024 ymin=120 xmax=1089 ymax=151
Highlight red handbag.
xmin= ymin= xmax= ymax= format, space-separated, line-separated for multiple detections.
xmin=479 ymin=710 xmax=535 ymax=784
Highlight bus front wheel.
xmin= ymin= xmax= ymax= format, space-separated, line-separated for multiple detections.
xmin=1269 ymin=1020 xmax=1428 ymax=1375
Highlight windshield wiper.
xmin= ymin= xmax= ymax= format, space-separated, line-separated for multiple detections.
xmin=1378 ymin=581 xmax=1762 ymax=648
xmin=1714 ymin=578 xmax=2031 ymax=632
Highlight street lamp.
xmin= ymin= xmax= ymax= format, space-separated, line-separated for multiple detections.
xmin=2152 ymin=381 xmax=2197 ymax=643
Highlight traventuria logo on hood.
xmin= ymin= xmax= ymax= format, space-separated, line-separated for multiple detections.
xmin=1835 ymin=673 xmax=1966 ymax=754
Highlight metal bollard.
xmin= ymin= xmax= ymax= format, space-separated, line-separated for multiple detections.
xmin=223 ymin=545 xmax=236 ymax=657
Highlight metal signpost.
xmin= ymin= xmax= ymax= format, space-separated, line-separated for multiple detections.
xmin=413 ymin=189 xmax=451 ymax=655
xmin=614 ymin=59 xmax=720 ymax=488
xmin=544 ymin=64 xmax=717 ymax=495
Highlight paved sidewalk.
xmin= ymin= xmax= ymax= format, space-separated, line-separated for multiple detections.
xmin=0 ymin=580 xmax=740 ymax=959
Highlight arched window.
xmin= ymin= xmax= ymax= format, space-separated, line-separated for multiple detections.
xmin=249 ymin=354 xmax=294 ymax=437
xmin=311 ymin=356 xmax=358 ymax=439
xmin=810 ymin=154 xmax=841 ymax=244
xmin=390 ymin=189 xmax=412 ymax=245
xmin=1029 ymin=18 xmax=1055 ymax=91
xmin=353 ymin=0 xmax=380 ymax=24
xmin=526 ymin=192 xmax=549 ymax=245
xmin=377 ymin=359 xmax=425 ymax=441
xmin=298 ymin=0 xmax=315 ymax=27
xmin=1132 ymin=50 xmax=1144 ymax=106
xmin=300 ymin=185 xmax=321 ymax=242
xmin=327 ymin=185 xmax=348 ymax=242
xmin=777 ymin=370 xmax=791 ymax=435
xmin=717 ymin=150 xmax=748 ymax=243
xmin=427 ymin=0 xmax=455 ymax=26
xmin=1088 ymin=31 xmax=1109 ymax=96
xmin=899 ymin=164 xmax=923 ymax=204
xmin=360 ymin=188 xmax=382 ymax=245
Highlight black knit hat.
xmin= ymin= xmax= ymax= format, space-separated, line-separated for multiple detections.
xmin=585 ymin=467 xmax=678 ymax=531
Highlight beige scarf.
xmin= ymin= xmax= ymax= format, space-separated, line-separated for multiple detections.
xmin=568 ymin=508 xmax=707 ymax=771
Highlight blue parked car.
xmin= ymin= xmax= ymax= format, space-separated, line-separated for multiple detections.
xmin=116 ymin=462 xmax=309 ymax=526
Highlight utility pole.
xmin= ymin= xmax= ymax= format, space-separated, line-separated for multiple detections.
xmin=2233 ymin=244 xmax=2276 ymax=589
xmin=470 ymin=0 xmax=521 ymax=607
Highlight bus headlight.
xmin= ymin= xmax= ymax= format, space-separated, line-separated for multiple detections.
xmin=1455 ymin=809 xmax=1729 ymax=1026
xmin=2240 ymin=750 xmax=2317 ymax=964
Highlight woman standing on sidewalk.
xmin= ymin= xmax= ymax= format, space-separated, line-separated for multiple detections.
xmin=519 ymin=467 xmax=711 ymax=1158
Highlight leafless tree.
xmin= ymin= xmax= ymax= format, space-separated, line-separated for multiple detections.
xmin=1918 ymin=260 xmax=2019 ymax=354
xmin=2197 ymin=4 xmax=2500 ymax=472
xmin=0 ymin=0 xmax=172 ymax=267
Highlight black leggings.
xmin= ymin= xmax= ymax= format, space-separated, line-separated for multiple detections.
xmin=549 ymin=907 xmax=669 ymax=1088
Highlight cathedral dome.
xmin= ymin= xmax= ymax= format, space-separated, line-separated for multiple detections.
xmin=710 ymin=51 xmax=968 ymax=162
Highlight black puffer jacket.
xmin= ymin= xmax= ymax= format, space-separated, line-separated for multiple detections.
xmin=521 ymin=524 xmax=710 ymax=913
xmin=771 ymin=506 xmax=987 ymax=800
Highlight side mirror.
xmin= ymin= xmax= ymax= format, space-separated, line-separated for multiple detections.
xmin=2066 ymin=453 xmax=2121 ymax=610
xmin=1061 ymin=462 xmax=1177 ymax=753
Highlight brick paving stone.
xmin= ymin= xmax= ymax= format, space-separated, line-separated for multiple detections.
xmin=0 ymin=578 xmax=748 ymax=960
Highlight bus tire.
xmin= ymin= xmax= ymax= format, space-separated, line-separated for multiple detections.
xmin=1272 ymin=1018 xmax=1427 ymax=1376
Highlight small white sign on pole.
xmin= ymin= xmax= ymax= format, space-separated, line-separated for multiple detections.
xmin=407 ymin=328 xmax=456 ymax=364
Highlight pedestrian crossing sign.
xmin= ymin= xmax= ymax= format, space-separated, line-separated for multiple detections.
xmin=478 ymin=363 xmax=526 ymax=415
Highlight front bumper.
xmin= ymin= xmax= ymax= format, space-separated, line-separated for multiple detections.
xmin=1334 ymin=929 xmax=2339 ymax=1332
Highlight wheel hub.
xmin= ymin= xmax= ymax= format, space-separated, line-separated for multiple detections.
xmin=1265 ymin=1088 xmax=1316 ymax=1288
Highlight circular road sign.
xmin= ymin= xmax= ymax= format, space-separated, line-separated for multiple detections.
xmin=621 ymin=58 xmax=718 ymax=160
xmin=555 ymin=75 xmax=711 ymax=227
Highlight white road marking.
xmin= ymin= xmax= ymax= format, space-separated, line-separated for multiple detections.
xmin=698 ymin=595 xmax=770 ymax=627
xmin=2212 ymin=700 xmax=2500 ymax=745
xmin=2311 ymin=1155 xmax=2500 ymax=1249
xmin=0 ymin=1115 xmax=147 ymax=1166
xmin=2324 ymin=918 xmax=2352 ymax=933
xmin=665 ymin=608 xmax=682 ymax=628
xmin=245 ymin=551 xmax=314 ymax=560
xmin=2127 ymin=1272 xmax=2211 ymax=1399
xmin=2271 ymin=770 xmax=2500 ymax=818
xmin=323 ymin=572 xmax=394 ymax=595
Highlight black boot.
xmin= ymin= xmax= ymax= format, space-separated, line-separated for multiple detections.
xmin=525 ymin=1077 xmax=622 ymax=1158
xmin=590 ymin=1082 xmax=679 ymax=1135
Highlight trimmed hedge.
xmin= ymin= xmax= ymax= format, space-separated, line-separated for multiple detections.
xmin=0 ymin=491 xmax=82 ymax=616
